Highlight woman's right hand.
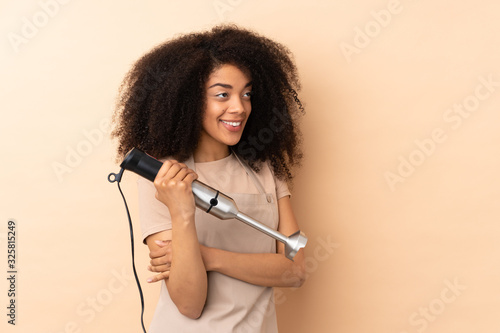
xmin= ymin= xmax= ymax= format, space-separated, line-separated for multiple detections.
xmin=153 ymin=160 xmax=198 ymax=219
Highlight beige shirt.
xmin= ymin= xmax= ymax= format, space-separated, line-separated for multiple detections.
xmin=138 ymin=153 xmax=290 ymax=332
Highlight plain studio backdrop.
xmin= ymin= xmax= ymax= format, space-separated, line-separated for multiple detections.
xmin=1 ymin=1 xmax=499 ymax=332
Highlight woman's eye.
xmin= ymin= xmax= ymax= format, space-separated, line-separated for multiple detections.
xmin=216 ymin=92 xmax=228 ymax=98
xmin=243 ymin=91 xmax=253 ymax=98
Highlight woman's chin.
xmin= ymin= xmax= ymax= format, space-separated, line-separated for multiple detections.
xmin=223 ymin=134 xmax=244 ymax=147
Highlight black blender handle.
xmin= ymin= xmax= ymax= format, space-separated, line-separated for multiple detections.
xmin=120 ymin=148 xmax=163 ymax=182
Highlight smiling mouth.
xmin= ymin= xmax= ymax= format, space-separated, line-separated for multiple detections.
xmin=220 ymin=120 xmax=242 ymax=127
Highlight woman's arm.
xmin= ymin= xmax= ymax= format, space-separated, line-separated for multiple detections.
xmin=148 ymin=195 xmax=306 ymax=288
xmin=149 ymin=160 xmax=207 ymax=319
xmin=202 ymin=195 xmax=306 ymax=287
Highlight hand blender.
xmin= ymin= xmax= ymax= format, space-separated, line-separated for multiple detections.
xmin=119 ymin=148 xmax=307 ymax=260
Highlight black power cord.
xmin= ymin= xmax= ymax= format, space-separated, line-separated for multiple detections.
xmin=108 ymin=169 xmax=147 ymax=333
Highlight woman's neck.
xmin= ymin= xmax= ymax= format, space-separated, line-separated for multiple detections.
xmin=193 ymin=142 xmax=231 ymax=163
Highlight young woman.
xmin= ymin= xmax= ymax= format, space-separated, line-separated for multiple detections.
xmin=112 ymin=25 xmax=306 ymax=332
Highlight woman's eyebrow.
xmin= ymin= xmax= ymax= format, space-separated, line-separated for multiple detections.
xmin=207 ymin=81 xmax=253 ymax=89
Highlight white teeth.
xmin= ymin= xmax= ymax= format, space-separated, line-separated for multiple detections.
xmin=221 ymin=120 xmax=241 ymax=127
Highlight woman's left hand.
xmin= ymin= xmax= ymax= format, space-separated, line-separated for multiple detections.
xmin=147 ymin=240 xmax=172 ymax=283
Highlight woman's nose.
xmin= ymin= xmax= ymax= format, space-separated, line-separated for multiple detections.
xmin=227 ymin=96 xmax=246 ymax=114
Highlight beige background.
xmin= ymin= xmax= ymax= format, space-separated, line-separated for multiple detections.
xmin=1 ymin=0 xmax=499 ymax=332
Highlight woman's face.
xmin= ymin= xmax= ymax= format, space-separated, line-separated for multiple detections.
xmin=199 ymin=64 xmax=252 ymax=156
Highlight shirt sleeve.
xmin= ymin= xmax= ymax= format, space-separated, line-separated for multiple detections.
xmin=137 ymin=176 xmax=172 ymax=243
xmin=275 ymin=175 xmax=291 ymax=199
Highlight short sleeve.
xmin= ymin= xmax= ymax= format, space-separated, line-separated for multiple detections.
xmin=275 ymin=176 xmax=291 ymax=199
xmin=137 ymin=176 xmax=172 ymax=243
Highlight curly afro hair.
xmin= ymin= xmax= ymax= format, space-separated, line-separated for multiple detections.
xmin=112 ymin=24 xmax=304 ymax=181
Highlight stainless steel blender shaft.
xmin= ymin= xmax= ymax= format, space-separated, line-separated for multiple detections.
xmin=192 ymin=181 xmax=307 ymax=260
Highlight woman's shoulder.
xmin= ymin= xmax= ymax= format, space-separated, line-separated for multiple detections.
xmin=236 ymin=155 xmax=290 ymax=193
